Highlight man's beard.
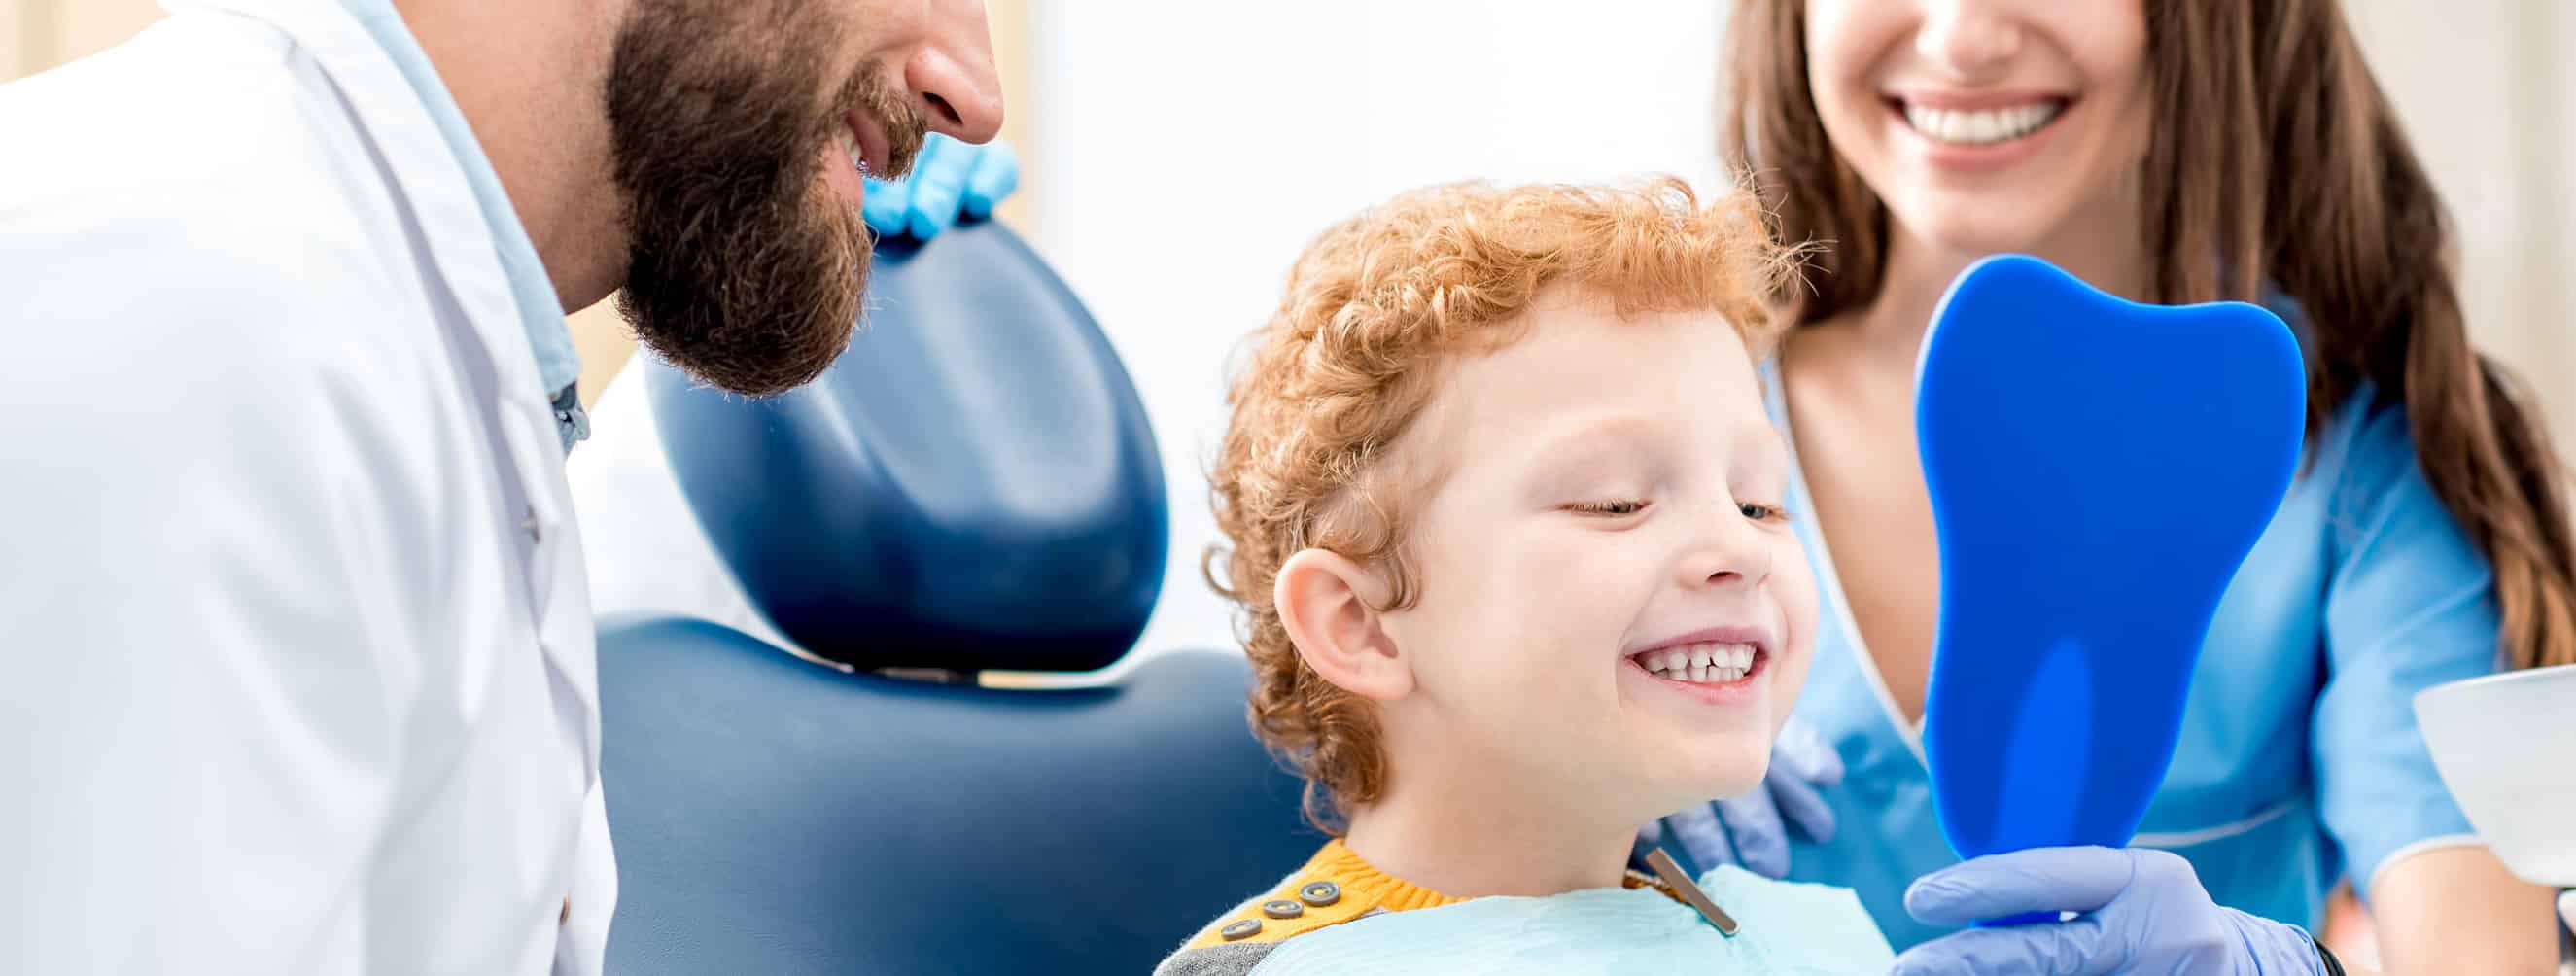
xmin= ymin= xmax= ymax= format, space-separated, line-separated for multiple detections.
xmin=604 ymin=0 xmax=923 ymax=397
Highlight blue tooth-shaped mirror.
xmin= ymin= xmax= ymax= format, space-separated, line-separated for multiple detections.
xmin=1915 ymin=255 xmax=2305 ymax=925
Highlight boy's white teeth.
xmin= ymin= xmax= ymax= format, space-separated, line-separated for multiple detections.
xmin=1638 ymin=642 xmax=1757 ymax=683
xmin=844 ymin=130 xmax=867 ymax=174
xmin=1903 ymin=100 xmax=2061 ymax=145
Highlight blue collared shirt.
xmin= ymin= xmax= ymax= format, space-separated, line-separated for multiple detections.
xmin=337 ymin=0 xmax=589 ymax=451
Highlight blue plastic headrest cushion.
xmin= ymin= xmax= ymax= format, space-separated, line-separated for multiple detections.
xmin=646 ymin=223 xmax=1168 ymax=673
xmin=1915 ymin=255 xmax=2304 ymax=919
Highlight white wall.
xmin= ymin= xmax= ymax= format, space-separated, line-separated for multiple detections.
xmin=2344 ymin=1 xmax=2576 ymax=449
xmin=1022 ymin=0 xmax=1727 ymax=659
xmin=2 ymin=0 xmax=164 ymax=79
xmin=1023 ymin=0 xmax=2576 ymax=666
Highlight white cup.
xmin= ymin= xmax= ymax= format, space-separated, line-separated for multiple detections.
xmin=2413 ymin=663 xmax=2576 ymax=939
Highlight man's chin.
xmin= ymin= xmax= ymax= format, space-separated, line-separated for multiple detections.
xmin=603 ymin=0 xmax=879 ymax=400
xmin=616 ymin=196 xmax=874 ymax=398
xmin=659 ymin=328 xmax=858 ymax=397
xmin=620 ymin=287 xmax=866 ymax=398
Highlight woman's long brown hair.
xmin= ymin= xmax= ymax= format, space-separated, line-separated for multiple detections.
xmin=1723 ymin=0 xmax=2576 ymax=671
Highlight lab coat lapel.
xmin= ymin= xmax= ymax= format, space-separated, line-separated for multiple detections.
xmin=168 ymin=0 xmax=603 ymax=779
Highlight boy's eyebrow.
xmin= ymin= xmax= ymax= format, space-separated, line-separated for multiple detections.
xmin=1730 ymin=414 xmax=1793 ymax=471
xmin=1521 ymin=414 xmax=1662 ymax=473
xmin=1518 ymin=413 xmax=1791 ymax=485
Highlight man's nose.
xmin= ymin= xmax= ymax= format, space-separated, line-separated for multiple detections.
xmin=906 ymin=0 xmax=1005 ymax=143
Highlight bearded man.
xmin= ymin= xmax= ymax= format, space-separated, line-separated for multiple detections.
xmin=0 ymin=1 xmax=1000 ymax=972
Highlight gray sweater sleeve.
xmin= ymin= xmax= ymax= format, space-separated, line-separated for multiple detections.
xmin=1150 ymin=941 xmax=1276 ymax=976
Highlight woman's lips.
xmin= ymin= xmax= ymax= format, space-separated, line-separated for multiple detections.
xmin=1885 ymin=93 xmax=2071 ymax=146
xmin=1880 ymin=91 xmax=2075 ymax=172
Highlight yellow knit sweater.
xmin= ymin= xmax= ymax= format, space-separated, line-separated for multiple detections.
xmin=1177 ymin=840 xmax=1684 ymax=951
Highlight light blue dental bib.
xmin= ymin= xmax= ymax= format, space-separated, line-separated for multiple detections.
xmin=1246 ymin=866 xmax=1894 ymax=975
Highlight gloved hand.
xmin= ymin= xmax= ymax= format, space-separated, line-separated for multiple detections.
xmin=862 ymin=133 xmax=1020 ymax=240
xmin=1639 ymin=716 xmax=1842 ymax=878
xmin=1891 ymin=846 xmax=2330 ymax=976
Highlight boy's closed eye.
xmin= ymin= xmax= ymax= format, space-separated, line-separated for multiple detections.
xmin=1567 ymin=498 xmax=1653 ymax=516
xmin=1560 ymin=498 xmax=1797 ymax=522
xmin=1739 ymin=501 xmax=1794 ymax=523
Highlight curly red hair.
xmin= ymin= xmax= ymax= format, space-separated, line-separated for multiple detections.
xmin=1203 ymin=177 xmax=1801 ymax=830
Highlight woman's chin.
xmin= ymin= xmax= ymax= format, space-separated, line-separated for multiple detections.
xmin=1896 ymin=198 xmax=2074 ymax=262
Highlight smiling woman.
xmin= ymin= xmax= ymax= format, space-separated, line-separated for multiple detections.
xmin=1676 ymin=1 xmax=2576 ymax=972
xmin=1803 ymin=0 xmax=2152 ymax=254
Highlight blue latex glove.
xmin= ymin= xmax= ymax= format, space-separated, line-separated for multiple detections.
xmin=1891 ymin=847 xmax=2329 ymax=976
xmin=861 ymin=133 xmax=1020 ymax=240
xmin=1640 ymin=717 xmax=1842 ymax=878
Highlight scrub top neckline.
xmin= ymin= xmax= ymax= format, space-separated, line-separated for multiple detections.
xmin=1760 ymin=355 xmax=1931 ymax=764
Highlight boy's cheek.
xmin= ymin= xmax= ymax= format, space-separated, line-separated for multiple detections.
xmin=1769 ymin=651 xmax=1818 ymax=713
xmin=1771 ymin=554 xmax=1825 ymax=660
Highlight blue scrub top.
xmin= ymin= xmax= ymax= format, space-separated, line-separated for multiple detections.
xmin=1756 ymin=310 xmax=2495 ymax=950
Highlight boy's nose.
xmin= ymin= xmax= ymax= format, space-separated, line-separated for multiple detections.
xmin=1680 ymin=510 xmax=1774 ymax=590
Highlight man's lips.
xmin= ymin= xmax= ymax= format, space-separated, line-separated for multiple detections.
xmin=846 ymin=110 xmax=894 ymax=178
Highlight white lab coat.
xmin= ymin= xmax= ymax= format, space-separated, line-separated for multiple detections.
xmin=0 ymin=2 xmax=614 ymax=973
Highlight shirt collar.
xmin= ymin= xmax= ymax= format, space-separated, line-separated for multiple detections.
xmin=1303 ymin=840 xmax=1472 ymax=915
xmin=1304 ymin=839 xmax=1681 ymax=911
xmin=334 ymin=0 xmax=589 ymax=451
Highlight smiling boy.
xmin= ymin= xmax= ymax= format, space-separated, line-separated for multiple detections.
xmin=1161 ymin=178 xmax=1896 ymax=974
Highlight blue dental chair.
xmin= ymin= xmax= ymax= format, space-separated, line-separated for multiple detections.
xmin=596 ymin=224 xmax=1323 ymax=974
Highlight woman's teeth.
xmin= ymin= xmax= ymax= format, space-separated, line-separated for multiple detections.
xmin=1636 ymin=642 xmax=1757 ymax=684
xmin=1903 ymin=101 xmax=2062 ymax=146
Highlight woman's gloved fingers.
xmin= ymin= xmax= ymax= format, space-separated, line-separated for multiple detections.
xmin=1710 ymin=791 xmax=1792 ymax=878
xmin=1901 ymin=846 xmax=2135 ymax=926
xmin=1660 ymin=801 xmax=1742 ymax=873
xmin=1767 ymin=766 xmax=1838 ymax=844
xmin=1635 ymin=819 xmax=1664 ymax=846
xmin=902 ymin=134 xmax=970 ymax=240
xmin=1900 ymin=849 xmax=2317 ymax=976
xmin=959 ymin=139 xmax=1020 ymax=218
xmin=1888 ymin=919 xmax=2119 ymax=976
xmin=1772 ymin=717 xmax=1845 ymax=786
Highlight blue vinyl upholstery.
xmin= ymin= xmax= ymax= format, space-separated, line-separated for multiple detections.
xmin=597 ymin=223 xmax=1321 ymax=973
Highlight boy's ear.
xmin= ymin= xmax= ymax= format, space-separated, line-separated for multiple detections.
xmin=1274 ymin=548 xmax=1412 ymax=702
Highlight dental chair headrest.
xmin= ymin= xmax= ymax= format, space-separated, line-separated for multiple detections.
xmin=645 ymin=223 xmax=1167 ymax=674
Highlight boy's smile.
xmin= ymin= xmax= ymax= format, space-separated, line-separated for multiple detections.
xmin=1223 ymin=178 xmax=1811 ymax=900
xmin=1365 ymin=284 xmax=1820 ymax=827
xmin=1622 ymin=625 xmax=1776 ymax=705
